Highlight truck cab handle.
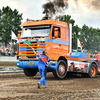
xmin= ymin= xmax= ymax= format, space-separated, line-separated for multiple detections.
xmin=59 ymin=44 xmax=61 ymax=46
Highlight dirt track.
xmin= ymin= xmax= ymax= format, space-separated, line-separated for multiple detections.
xmin=0 ymin=61 xmax=16 ymax=66
xmin=0 ymin=72 xmax=100 ymax=100
xmin=0 ymin=62 xmax=100 ymax=99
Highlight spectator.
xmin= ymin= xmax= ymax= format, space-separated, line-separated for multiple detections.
xmin=0 ymin=46 xmax=15 ymax=56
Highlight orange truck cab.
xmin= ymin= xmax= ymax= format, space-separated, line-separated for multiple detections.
xmin=16 ymin=18 xmax=98 ymax=78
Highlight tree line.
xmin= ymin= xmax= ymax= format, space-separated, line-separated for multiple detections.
xmin=0 ymin=6 xmax=100 ymax=53
xmin=0 ymin=6 xmax=22 ymax=46
xmin=56 ymin=15 xmax=100 ymax=53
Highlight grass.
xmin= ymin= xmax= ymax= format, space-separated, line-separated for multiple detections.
xmin=0 ymin=61 xmax=16 ymax=62
xmin=0 ymin=66 xmax=19 ymax=69
xmin=0 ymin=61 xmax=18 ymax=68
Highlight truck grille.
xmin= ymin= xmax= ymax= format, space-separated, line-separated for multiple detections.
xmin=17 ymin=42 xmax=46 ymax=60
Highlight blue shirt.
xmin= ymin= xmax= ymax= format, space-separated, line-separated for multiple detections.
xmin=37 ymin=55 xmax=50 ymax=69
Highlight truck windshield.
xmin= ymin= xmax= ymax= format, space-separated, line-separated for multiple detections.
xmin=20 ymin=25 xmax=51 ymax=38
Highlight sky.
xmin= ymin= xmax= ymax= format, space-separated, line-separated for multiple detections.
xmin=0 ymin=0 xmax=100 ymax=28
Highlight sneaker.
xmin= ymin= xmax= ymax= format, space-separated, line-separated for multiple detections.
xmin=43 ymin=86 xmax=46 ymax=88
xmin=38 ymin=82 xmax=41 ymax=89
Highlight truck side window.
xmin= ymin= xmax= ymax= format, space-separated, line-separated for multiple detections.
xmin=52 ymin=26 xmax=60 ymax=38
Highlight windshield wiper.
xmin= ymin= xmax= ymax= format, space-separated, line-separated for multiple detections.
xmin=20 ymin=37 xmax=31 ymax=39
xmin=33 ymin=36 xmax=41 ymax=38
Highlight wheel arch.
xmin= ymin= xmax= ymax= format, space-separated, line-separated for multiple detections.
xmin=58 ymin=56 xmax=67 ymax=64
xmin=58 ymin=56 xmax=68 ymax=71
xmin=89 ymin=61 xmax=98 ymax=70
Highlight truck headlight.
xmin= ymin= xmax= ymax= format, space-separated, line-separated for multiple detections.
xmin=17 ymin=62 xmax=20 ymax=65
xmin=18 ymin=56 xmax=21 ymax=59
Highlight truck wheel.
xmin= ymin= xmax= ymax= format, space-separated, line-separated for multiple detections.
xmin=53 ymin=60 xmax=67 ymax=78
xmin=24 ymin=69 xmax=37 ymax=77
xmin=88 ymin=63 xmax=97 ymax=78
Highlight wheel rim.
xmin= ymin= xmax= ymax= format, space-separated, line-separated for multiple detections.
xmin=59 ymin=64 xmax=65 ymax=74
xmin=91 ymin=67 xmax=96 ymax=76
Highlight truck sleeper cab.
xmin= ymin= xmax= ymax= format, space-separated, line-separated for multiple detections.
xmin=16 ymin=19 xmax=98 ymax=78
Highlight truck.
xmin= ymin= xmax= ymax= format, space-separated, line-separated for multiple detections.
xmin=96 ymin=52 xmax=100 ymax=74
xmin=16 ymin=17 xmax=99 ymax=78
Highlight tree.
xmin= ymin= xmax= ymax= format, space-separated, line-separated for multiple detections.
xmin=0 ymin=10 xmax=2 ymax=41
xmin=56 ymin=15 xmax=100 ymax=53
xmin=72 ymin=25 xmax=81 ymax=49
xmin=80 ymin=24 xmax=100 ymax=53
xmin=56 ymin=15 xmax=75 ymax=26
xmin=0 ymin=6 xmax=22 ymax=46
xmin=97 ymin=28 xmax=100 ymax=36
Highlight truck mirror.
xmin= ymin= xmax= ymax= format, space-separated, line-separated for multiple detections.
xmin=18 ymin=31 xmax=21 ymax=40
xmin=18 ymin=30 xmax=21 ymax=34
xmin=18 ymin=33 xmax=20 ymax=40
xmin=54 ymin=28 xmax=58 ymax=38
xmin=54 ymin=28 xmax=58 ymax=31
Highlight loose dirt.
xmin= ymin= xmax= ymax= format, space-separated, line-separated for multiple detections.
xmin=0 ymin=72 xmax=100 ymax=100
xmin=0 ymin=61 xmax=100 ymax=100
xmin=0 ymin=61 xmax=16 ymax=66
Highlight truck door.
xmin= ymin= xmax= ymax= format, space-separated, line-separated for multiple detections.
xmin=51 ymin=26 xmax=61 ymax=58
xmin=50 ymin=26 xmax=69 ymax=60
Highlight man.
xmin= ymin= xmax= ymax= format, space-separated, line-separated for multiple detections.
xmin=33 ymin=48 xmax=52 ymax=88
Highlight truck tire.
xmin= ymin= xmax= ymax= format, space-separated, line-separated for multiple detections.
xmin=24 ymin=69 xmax=37 ymax=77
xmin=88 ymin=63 xmax=97 ymax=78
xmin=53 ymin=60 xmax=67 ymax=78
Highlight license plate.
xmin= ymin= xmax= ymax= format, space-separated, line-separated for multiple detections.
xmin=27 ymin=62 xmax=34 ymax=65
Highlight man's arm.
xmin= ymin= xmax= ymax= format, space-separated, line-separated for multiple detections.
xmin=46 ymin=61 xmax=52 ymax=67
xmin=29 ymin=46 xmax=36 ymax=55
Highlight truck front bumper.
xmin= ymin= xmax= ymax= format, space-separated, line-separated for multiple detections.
xmin=16 ymin=60 xmax=57 ymax=70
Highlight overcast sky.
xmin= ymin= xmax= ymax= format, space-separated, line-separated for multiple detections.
xmin=0 ymin=0 xmax=100 ymax=28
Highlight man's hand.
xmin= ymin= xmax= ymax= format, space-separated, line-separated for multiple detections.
xmin=47 ymin=61 xmax=52 ymax=67
xmin=29 ymin=46 xmax=36 ymax=55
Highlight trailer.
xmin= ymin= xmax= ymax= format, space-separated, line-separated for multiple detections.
xmin=95 ymin=52 xmax=100 ymax=74
xmin=16 ymin=18 xmax=98 ymax=78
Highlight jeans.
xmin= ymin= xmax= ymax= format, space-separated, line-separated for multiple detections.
xmin=38 ymin=67 xmax=47 ymax=86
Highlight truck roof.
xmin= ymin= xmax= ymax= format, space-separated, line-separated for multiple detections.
xmin=21 ymin=19 xmax=68 ymax=28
